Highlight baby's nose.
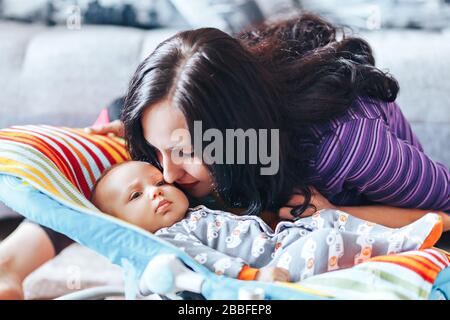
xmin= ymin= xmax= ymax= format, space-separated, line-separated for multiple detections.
xmin=150 ymin=188 xmax=163 ymax=200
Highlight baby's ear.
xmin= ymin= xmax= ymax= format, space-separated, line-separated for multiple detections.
xmin=89 ymin=188 xmax=109 ymax=215
xmin=89 ymin=191 xmax=97 ymax=206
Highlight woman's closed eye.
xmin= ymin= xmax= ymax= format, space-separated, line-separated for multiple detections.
xmin=175 ymin=148 xmax=194 ymax=158
xmin=181 ymin=151 xmax=194 ymax=158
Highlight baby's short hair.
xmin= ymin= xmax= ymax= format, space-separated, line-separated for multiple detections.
xmin=90 ymin=161 xmax=129 ymax=204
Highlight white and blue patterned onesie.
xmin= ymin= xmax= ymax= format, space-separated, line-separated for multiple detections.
xmin=155 ymin=205 xmax=441 ymax=282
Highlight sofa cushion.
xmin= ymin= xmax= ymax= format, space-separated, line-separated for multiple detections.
xmin=0 ymin=21 xmax=178 ymax=129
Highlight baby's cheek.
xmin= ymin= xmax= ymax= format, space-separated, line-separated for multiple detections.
xmin=170 ymin=188 xmax=189 ymax=208
xmin=125 ymin=207 xmax=150 ymax=230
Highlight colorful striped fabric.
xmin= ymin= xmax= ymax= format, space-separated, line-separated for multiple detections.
xmin=0 ymin=125 xmax=129 ymax=209
xmin=297 ymin=248 xmax=450 ymax=299
xmin=303 ymin=96 xmax=450 ymax=212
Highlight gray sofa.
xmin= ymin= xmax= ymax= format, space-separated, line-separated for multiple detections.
xmin=0 ymin=21 xmax=449 ymax=299
xmin=0 ymin=21 xmax=179 ymax=128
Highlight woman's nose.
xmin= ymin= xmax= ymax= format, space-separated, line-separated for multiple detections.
xmin=161 ymin=154 xmax=184 ymax=184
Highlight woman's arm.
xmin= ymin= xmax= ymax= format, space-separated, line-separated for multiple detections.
xmin=337 ymin=205 xmax=450 ymax=231
xmin=278 ymin=187 xmax=450 ymax=231
xmin=314 ymin=118 xmax=449 ymax=212
xmin=85 ymin=97 xmax=126 ymax=137
xmin=84 ymin=119 xmax=124 ymax=137
xmin=278 ymin=115 xmax=450 ymax=230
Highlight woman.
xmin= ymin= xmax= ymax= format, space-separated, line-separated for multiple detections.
xmin=1 ymin=14 xmax=448 ymax=299
xmin=117 ymin=14 xmax=449 ymax=220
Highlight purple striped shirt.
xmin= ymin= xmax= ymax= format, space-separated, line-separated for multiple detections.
xmin=303 ymin=96 xmax=450 ymax=212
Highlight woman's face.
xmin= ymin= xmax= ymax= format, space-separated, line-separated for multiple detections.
xmin=141 ymin=99 xmax=214 ymax=198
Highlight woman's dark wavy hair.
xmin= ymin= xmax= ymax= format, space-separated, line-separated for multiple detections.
xmin=122 ymin=13 xmax=399 ymax=218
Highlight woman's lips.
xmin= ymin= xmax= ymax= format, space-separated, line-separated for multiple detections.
xmin=178 ymin=181 xmax=199 ymax=189
xmin=156 ymin=199 xmax=172 ymax=214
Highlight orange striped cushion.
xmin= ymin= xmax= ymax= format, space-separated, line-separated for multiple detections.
xmin=0 ymin=125 xmax=130 ymax=208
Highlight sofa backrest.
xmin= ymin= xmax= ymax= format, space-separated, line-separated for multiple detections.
xmin=0 ymin=21 xmax=178 ymax=128
xmin=0 ymin=22 xmax=448 ymax=166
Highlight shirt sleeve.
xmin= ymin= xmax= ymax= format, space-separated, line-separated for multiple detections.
xmin=314 ymin=118 xmax=450 ymax=212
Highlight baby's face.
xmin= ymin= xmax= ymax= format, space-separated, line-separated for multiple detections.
xmin=92 ymin=161 xmax=189 ymax=232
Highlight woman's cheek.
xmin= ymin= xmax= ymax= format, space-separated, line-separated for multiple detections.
xmin=186 ymin=161 xmax=211 ymax=181
xmin=156 ymin=150 xmax=163 ymax=165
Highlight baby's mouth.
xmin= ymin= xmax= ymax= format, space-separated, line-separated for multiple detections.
xmin=155 ymin=199 xmax=172 ymax=214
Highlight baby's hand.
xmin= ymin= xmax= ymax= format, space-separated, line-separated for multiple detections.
xmin=256 ymin=267 xmax=290 ymax=283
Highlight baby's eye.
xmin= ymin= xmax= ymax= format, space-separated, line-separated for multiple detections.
xmin=129 ymin=191 xmax=142 ymax=201
xmin=156 ymin=180 xmax=166 ymax=187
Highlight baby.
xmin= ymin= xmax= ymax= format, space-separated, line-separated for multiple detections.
xmin=91 ymin=161 xmax=443 ymax=283
xmin=91 ymin=160 xmax=289 ymax=282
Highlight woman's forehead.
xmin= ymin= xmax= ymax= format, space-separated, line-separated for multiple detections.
xmin=141 ymin=101 xmax=189 ymax=149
